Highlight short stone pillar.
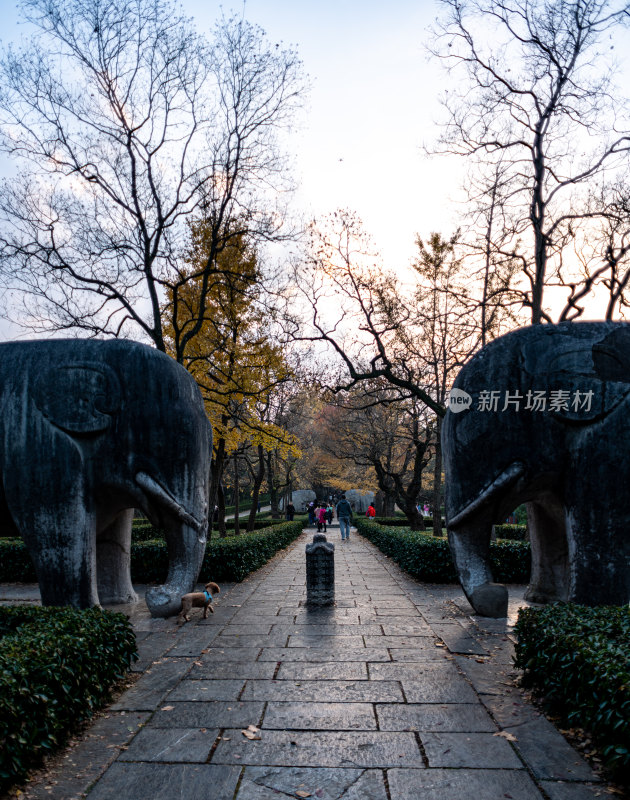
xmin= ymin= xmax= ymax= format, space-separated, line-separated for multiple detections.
xmin=305 ymin=533 xmax=335 ymax=606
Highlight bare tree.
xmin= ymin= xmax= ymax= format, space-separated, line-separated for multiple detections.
xmin=430 ymin=0 xmax=630 ymax=323
xmin=0 ymin=0 xmax=306 ymax=355
xmin=322 ymin=388 xmax=435 ymax=531
xmin=292 ymin=210 xmax=448 ymax=417
xmin=291 ymin=212 xmax=482 ymax=533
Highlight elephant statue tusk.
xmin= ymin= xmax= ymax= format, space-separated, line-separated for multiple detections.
xmin=135 ymin=472 xmax=204 ymax=535
xmin=448 ymin=462 xmax=525 ymax=529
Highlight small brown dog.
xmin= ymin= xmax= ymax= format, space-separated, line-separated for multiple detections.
xmin=178 ymin=581 xmax=220 ymax=624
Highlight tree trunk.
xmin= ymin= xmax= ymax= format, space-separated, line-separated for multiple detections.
xmin=374 ymin=490 xmax=385 ymax=516
xmin=217 ymin=482 xmax=227 ymax=538
xmin=208 ymin=437 xmax=226 ymax=539
xmin=247 ymin=444 xmax=265 ymax=532
xmin=266 ymin=452 xmax=281 ymax=519
xmin=383 ymin=493 xmax=396 ymax=517
xmin=405 ymin=501 xmax=425 ymax=532
xmin=432 ymin=417 xmax=443 ymax=537
xmin=233 ymin=452 xmax=240 ymax=536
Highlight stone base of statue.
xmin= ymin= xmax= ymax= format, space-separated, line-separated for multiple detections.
xmin=305 ymin=533 xmax=335 ymax=606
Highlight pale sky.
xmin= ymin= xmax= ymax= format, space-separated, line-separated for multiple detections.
xmin=205 ymin=0 xmax=460 ymax=270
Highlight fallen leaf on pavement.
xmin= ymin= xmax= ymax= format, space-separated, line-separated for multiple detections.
xmin=296 ymin=792 xmax=311 ymax=798
xmin=493 ymin=731 xmax=517 ymax=742
xmin=161 ymin=706 xmax=174 ymax=711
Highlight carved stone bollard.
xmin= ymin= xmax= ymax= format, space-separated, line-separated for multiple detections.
xmin=305 ymin=533 xmax=335 ymax=606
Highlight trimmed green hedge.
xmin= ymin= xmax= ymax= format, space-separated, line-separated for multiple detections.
xmin=0 ymin=606 xmax=136 ymax=790
xmin=514 ymin=604 xmax=630 ymax=778
xmin=0 ymin=539 xmax=37 ymax=581
xmin=0 ymin=522 xmax=305 ymax=585
xmin=132 ymin=521 xmax=305 ymax=583
xmin=131 ymin=517 xmax=294 ymax=542
xmin=494 ymin=523 xmax=528 ymax=541
xmin=372 ymin=517 xmax=440 ymax=527
xmin=355 ymin=518 xmax=530 ymax=583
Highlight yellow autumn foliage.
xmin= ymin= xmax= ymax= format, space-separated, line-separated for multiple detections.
xmin=164 ymin=222 xmax=300 ymax=460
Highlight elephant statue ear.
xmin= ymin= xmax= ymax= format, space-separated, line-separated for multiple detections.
xmin=526 ymin=332 xmax=630 ymax=423
xmin=35 ymin=362 xmax=121 ymax=434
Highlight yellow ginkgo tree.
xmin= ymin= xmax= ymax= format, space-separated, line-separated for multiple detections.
xmin=165 ymin=218 xmax=300 ymax=535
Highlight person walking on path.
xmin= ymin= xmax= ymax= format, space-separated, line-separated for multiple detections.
xmin=307 ymin=501 xmax=316 ymax=526
xmin=286 ymin=501 xmax=295 ymax=521
xmin=336 ymin=494 xmax=353 ymax=540
xmin=317 ymin=504 xmax=327 ymax=533
xmin=366 ymin=503 xmax=376 ymax=518
xmin=326 ymin=503 xmax=334 ymax=525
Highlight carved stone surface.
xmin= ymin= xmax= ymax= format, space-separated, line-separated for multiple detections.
xmin=443 ymin=321 xmax=630 ymax=617
xmin=305 ymin=533 xmax=335 ymax=606
xmin=288 ymin=489 xmax=316 ymax=512
xmin=0 ymin=339 xmax=212 ymax=617
xmin=345 ymin=489 xmax=375 ymax=512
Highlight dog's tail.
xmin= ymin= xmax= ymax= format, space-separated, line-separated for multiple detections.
xmin=207 ymin=582 xmax=220 ymax=595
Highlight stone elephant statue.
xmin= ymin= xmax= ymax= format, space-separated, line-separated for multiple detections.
xmin=0 ymin=339 xmax=211 ymax=618
xmin=443 ymin=321 xmax=630 ymax=617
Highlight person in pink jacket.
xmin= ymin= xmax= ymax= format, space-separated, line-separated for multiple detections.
xmin=317 ymin=504 xmax=327 ymax=533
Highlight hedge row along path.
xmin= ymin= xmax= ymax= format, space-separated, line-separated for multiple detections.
xmin=3 ymin=523 xmax=604 ymax=800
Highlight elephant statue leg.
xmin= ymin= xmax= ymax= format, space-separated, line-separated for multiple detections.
xmin=524 ymin=498 xmax=569 ymax=604
xmin=23 ymin=508 xmax=99 ymax=608
xmin=96 ymin=509 xmax=138 ymax=605
xmin=6 ymin=445 xmax=100 ymax=608
xmin=563 ymin=486 xmax=630 ymax=606
xmin=448 ymin=516 xmax=508 ymax=617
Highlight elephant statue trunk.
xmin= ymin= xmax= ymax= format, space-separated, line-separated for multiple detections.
xmin=145 ymin=518 xmax=208 ymax=618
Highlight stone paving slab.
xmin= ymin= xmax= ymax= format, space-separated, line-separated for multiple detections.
xmin=375 ymin=702 xmax=498 ymax=732
xmin=85 ymin=763 xmax=241 ymax=800
xmin=211 ymin=730 xmax=425 ymax=768
xmin=147 ymin=701 xmax=265 ymax=729
xmin=263 ymin=701 xmax=377 ymax=730
xmin=110 ymin=658 xmax=194 ymax=711
xmin=540 ymin=780 xmax=608 ymax=799
xmin=240 ymin=679 xmax=404 ymax=703
xmin=503 ymin=717 xmax=598 ymax=781
xmin=420 ymin=730 xmax=524 ymax=768
xmin=388 ymin=768 xmax=544 ymax=799
xmin=6 ymin=528 xmax=607 ymax=799
xmin=188 ymin=661 xmax=277 ymax=680
xmin=166 ymin=678 xmax=246 ymax=701
xmin=275 ymin=661 xmax=368 ymax=680
xmin=257 ymin=647 xmax=391 ymax=662
xmin=118 ymin=726 xmax=219 ymax=762
xmin=237 ymin=766 xmax=388 ymax=800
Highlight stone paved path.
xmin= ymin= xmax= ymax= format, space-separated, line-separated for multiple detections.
xmin=11 ymin=525 xmax=604 ymax=800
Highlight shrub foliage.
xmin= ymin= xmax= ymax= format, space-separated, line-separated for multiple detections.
xmin=355 ymin=518 xmax=530 ymax=583
xmin=0 ymin=606 xmax=136 ymax=790
xmin=514 ymin=604 xmax=630 ymax=778
xmin=130 ymin=521 xmax=304 ymax=583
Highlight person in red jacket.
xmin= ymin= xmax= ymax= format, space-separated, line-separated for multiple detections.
xmin=366 ymin=503 xmax=376 ymax=518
